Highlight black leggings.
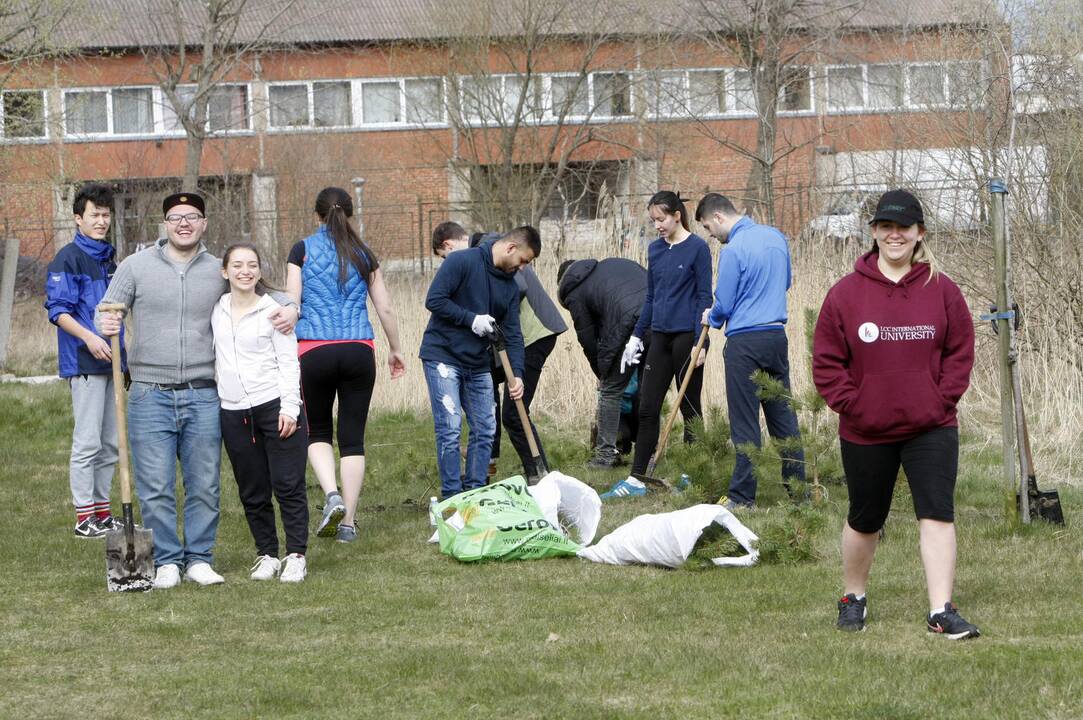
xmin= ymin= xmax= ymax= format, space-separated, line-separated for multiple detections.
xmin=631 ymin=330 xmax=704 ymax=475
xmin=299 ymin=342 xmax=376 ymax=457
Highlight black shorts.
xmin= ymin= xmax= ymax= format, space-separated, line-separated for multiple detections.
xmin=840 ymin=426 xmax=958 ymax=533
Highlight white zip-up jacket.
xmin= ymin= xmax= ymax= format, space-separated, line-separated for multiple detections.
xmin=212 ymin=292 xmax=301 ymax=420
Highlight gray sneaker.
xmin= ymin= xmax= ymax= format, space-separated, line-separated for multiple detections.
xmin=335 ymin=523 xmax=357 ymax=543
xmin=316 ymin=495 xmax=346 ymax=538
xmin=74 ymin=517 xmax=106 ymax=539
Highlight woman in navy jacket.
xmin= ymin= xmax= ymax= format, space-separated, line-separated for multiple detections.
xmin=602 ymin=191 xmax=712 ymax=499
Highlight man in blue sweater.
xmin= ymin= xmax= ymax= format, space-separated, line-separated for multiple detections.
xmin=419 ymin=226 xmax=539 ymax=498
xmin=696 ymin=193 xmax=805 ymax=508
xmin=44 ymin=183 xmax=127 ymax=538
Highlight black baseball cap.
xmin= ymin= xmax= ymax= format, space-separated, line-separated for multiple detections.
xmin=869 ymin=189 xmax=923 ymax=226
xmin=162 ymin=191 xmax=206 ymax=216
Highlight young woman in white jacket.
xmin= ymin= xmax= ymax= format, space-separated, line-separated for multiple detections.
xmin=212 ymin=243 xmax=309 ymax=583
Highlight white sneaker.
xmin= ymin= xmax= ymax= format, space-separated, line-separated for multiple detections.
xmin=250 ymin=555 xmax=281 ymax=581
xmin=153 ymin=564 xmax=181 ymax=590
xmin=279 ymin=553 xmax=307 ymax=583
xmin=184 ymin=562 xmax=225 ymax=586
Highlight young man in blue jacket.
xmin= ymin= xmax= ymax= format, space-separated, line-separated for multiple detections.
xmin=44 ymin=183 xmax=127 ymax=538
xmin=696 ymin=193 xmax=806 ymax=508
xmin=420 ymin=226 xmax=539 ymax=498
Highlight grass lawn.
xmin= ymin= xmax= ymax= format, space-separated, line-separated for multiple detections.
xmin=1 ymin=382 xmax=1080 ymax=719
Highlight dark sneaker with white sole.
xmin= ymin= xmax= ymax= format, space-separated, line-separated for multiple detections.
xmin=74 ymin=517 xmax=106 ymax=539
xmin=837 ymin=593 xmax=868 ymax=632
xmin=316 ymin=495 xmax=346 ymax=538
xmin=927 ymin=603 xmax=980 ymax=640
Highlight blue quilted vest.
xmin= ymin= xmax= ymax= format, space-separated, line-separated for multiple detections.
xmin=295 ymin=227 xmax=374 ymax=341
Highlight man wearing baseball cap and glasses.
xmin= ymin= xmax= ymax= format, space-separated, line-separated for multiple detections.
xmin=96 ymin=192 xmax=299 ymax=589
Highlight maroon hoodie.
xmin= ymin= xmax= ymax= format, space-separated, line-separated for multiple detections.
xmin=813 ymin=251 xmax=974 ymax=445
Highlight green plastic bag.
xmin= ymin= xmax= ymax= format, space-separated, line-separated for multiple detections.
xmin=434 ymin=476 xmax=581 ymax=562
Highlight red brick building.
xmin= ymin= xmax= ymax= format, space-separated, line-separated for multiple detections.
xmin=0 ymin=0 xmax=1007 ymax=270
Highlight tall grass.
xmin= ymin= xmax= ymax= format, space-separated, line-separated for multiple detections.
xmin=7 ymin=234 xmax=1081 ymax=484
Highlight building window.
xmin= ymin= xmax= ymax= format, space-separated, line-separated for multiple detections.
xmin=362 ymin=81 xmax=401 ymax=124
xmin=209 ymin=85 xmax=249 ymax=131
xmin=550 ymin=75 xmax=589 ymax=117
xmin=65 ymin=90 xmax=108 ymax=134
xmin=269 ymin=84 xmax=309 ymax=127
xmin=314 ymin=81 xmax=352 ymax=127
xmin=908 ymin=65 xmax=946 ymax=106
xmin=779 ymin=67 xmax=811 ymax=111
xmin=503 ymin=75 xmax=544 ymax=122
xmin=651 ymin=71 xmax=687 ymax=117
xmin=593 ymin=72 xmax=632 ymax=117
xmin=827 ymin=66 xmax=864 ymax=109
xmin=946 ymin=61 xmax=984 ymax=107
xmin=688 ymin=70 xmax=724 ymax=116
xmin=2 ymin=90 xmax=46 ymax=138
xmin=404 ymin=78 xmax=442 ymax=124
xmin=731 ymin=69 xmax=756 ymax=113
xmin=868 ymin=64 xmax=904 ymax=108
xmin=161 ymin=87 xmax=195 ymax=132
xmin=112 ymin=88 xmax=154 ymax=134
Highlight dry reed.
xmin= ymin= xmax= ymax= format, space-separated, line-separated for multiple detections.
xmin=6 ymin=234 xmax=1080 ymax=484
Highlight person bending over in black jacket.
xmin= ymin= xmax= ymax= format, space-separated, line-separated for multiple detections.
xmin=557 ymin=258 xmax=648 ymax=469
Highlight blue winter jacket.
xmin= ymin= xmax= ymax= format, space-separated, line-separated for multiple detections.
xmin=419 ymin=239 xmax=524 ymax=377
xmin=44 ymin=232 xmax=127 ymax=377
xmin=294 ymin=226 xmax=375 ymax=341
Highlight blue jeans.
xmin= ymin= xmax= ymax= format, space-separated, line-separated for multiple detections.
xmin=724 ymin=329 xmax=805 ymax=505
xmin=423 ymin=360 xmax=496 ymax=499
xmin=127 ymin=383 xmax=222 ymax=569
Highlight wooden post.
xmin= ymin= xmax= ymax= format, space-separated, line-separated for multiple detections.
xmin=990 ymin=179 xmax=1022 ymax=521
xmin=0 ymin=237 xmax=20 ymax=369
xmin=417 ymin=196 xmax=425 ymax=273
xmin=351 ymin=177 xmax=366 ymax=243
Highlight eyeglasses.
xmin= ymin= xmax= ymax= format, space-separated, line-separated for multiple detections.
xmin=165 ymin=213 xmax=205 ymax=224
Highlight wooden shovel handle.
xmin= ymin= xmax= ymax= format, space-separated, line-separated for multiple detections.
xmin=495 ymin=347 xmax=542 ymax=461
xmin=101 ymin=310 xmax=132 ymax=506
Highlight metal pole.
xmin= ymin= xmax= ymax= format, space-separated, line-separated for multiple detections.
xmin=351 ymin=177 xmax=366 ymax=242
xmin=0 ymin=237 xmax=20 ymax=369
xmin=990 ymin=179 xmax=1023 ymax=522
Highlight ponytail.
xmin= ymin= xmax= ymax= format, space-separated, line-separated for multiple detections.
xmin=314 ymin=186 xmax=378 ymax=287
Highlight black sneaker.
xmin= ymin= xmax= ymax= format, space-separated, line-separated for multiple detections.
xmin=74 ymin=517 xmax=106 ymax=539
xmin=95 ymin=515 xmax=120 ymax=532
xmin=837 ymin=593 xmax=867 ymax=632
xmin=927 ymin=603 xmax=980 ymax=640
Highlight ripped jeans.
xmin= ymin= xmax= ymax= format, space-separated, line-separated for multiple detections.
xmin=422 ymin=360 xmax=496 ymax=499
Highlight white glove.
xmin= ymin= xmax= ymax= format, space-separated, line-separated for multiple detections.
xmin=701 ymin=308 xmax=711 ymax=327
xmin=620 ymin=336 xmax=644 ymax=373
xmin=471 ymin=314 xmax=496 ymax=337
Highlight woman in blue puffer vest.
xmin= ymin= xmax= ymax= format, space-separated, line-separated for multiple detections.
xmin=286 ymin=186 xmax=406 ymax=544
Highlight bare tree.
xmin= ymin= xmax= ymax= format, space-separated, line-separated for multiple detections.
xmin=424 ymin=0 xmax=639 ymax=234
xmin=0 ymin=0 xmax=73 ymax=85
xmin=683 ymin=0 xmax=862 ymax=222
xmin=137 ymin=0 xmax=299 ymax=188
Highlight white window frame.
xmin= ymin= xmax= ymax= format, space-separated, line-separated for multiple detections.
xmin=590 ymin=70 xmax=635 ymax=119
xmin=547 ymin=72 xmax=592 ymax=121
xmin=402 ymin=76 xmax=447 ymax=126
xmin=905 ymin=63 xmax=950 ymax=110
xmin=0 ymin=89 xmax=49 ymax=141
xmin=778 ymin=65 xmax=815 ymax=114
xmin=686 ymin=68 xmax=727 ymax=118
xmin=61 ymin=84 xmax=252 ymax=140
xmin=866 ymin=63 xmax=906 ymax=110
xmin=267 ymin=81 xmax=312 ymax=129
xmin=825 ymin=64 xmax=868 ymax=112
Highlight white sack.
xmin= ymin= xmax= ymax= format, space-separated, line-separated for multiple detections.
xmin=577 ymin=503 xmax=759 ymax=568
xmin=528 ymin=471 xmax=602 ymax=545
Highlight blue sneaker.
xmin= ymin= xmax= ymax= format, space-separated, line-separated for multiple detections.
xmin=600 ymin=477 xmax=647 ymax=500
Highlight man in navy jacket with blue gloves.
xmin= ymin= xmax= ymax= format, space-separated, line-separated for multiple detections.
xmin=420 ymin=226 xmax=539 ymax=498
xmin=696 ymin=193 xmax=805 ymax=508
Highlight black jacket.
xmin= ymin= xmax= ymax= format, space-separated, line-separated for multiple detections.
xmin=557 ymin=258 xmax=647 ymax=378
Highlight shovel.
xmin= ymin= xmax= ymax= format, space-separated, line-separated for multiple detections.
xmin=1011 ymin=355 xmax=1064 ymax=525
xmin=634 ymin=324 xmax=709 ymax=491
xmin=99 ymin=303 xmax=155 ymax=592
xmin=490 ymin=326 xmax=549 ymax=482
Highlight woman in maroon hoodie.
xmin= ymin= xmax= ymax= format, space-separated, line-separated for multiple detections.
xmin=813 ymin=189 xmax=979 ymax=639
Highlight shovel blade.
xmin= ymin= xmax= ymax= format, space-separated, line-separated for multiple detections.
xmin=105 ymin=527 xmax=155 ymax=592
xmin=631 ymin=472 xmax=672 ymax=491
xmin=1031 ymin=490 xmax=1065 ymax=525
